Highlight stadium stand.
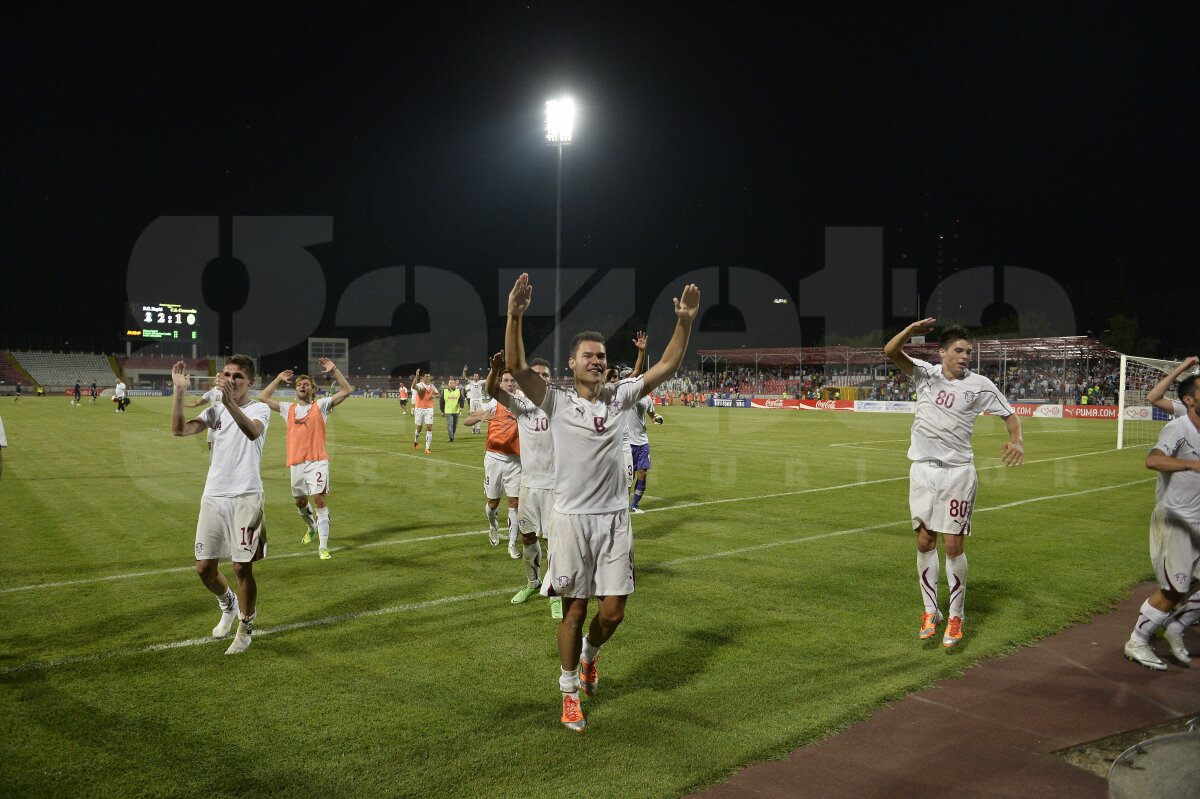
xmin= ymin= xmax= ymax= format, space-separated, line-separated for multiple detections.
xmin=0 ymin=352 xmax=34 ymax=386
xmin=13 ymin=351 xmax=119 ymax=388
xmin=117 ymin=356 xmax=209 ymax=371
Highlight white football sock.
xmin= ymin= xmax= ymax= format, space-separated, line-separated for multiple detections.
xmin=218 ymin=588 xmax=236 ymax=612
xmin=559 ymin=667 xmax=580 ymax=695
xmin=425 ymin=431 xmax=432 ymax=449
xmin=1133 ymin=600 xmax=1170 ymax=643
xmin=297 ymin=504 xmax=317 ymax=531
xmin=1166 ymin=595 xmax=1200 ymax=632
xmin=523 ymin=540 xmax=542 ymax=586
xmin=917 ymin=550 xmax=939 ymax=614
xmin=581 ymin=635 xmax=600 ymax=662
xmin=485 ymin=505 xmax=498 ymax=528
xmin=946 ymin=553 xmax=968 ymax=619
xmin=316 ymin=507 xmax=330 ymax=548
xmin=507 ymin=510 xmax=519 ymax=547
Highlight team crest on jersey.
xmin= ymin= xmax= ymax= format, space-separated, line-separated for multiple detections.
xmin=1176 ymin=572 xmax=1188 ymax=587
xmin=195 ymin=543 xmax=204 ymax=556
xmin=555 ymin=576 xmax=572 ymax=589
xmin=962 ymin=390 xmax=976 ymax=403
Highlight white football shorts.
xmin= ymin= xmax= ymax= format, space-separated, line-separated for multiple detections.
xmin=484 ymin=452 xmax=522 ymax=500
xmin=290 ymin=459 xmax=330 ymax=498
xmin=412 ymin=407 xmax=434 ymax=427
xmin=540 ymin=509 xmax=635 ymax=600
xmin=1149 ymin=504 xmax=1200 ymax=594
xmin=909 ymin=460 xmax=978 ymax=536
xmin=195 ymin=493 xmax=267 ymax=563
xmin=518 ymin=484 xmax=554 ymax=538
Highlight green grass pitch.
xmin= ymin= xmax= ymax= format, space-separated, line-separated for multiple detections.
xmin=0 ymin=396 xmax=1158 ymax=798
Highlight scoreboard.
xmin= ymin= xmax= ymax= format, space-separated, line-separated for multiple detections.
xmin=126 ymin=302 xmax=202 ymax=341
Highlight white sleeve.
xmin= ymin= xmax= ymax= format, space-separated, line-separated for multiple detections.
xmin=199 ymin=406 xmax=219 ymax=429
xmin=318 ymin=397 xmax=335 ymax=417
xmin=277 ymin=401 xmax=292 ymax=421
xmin=1173 ymin=400 xmax=1187 ymax=419
xmin=978 ymin=377 xmax=1015 ymax=416
xmin=615 ymin=377 xmax=646 ymax=410
xmin=909 ymin=358 xmax=935 ymax=386
xmin=250 ymin=402 xmax=272 ymax=431
xmin=539 ymin=384 xmax=565 ymax=418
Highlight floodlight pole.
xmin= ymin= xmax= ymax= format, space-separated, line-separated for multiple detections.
xmin=554 ymin=141 xmax=563 ymax=380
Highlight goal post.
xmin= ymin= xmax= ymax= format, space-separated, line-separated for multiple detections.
xmin=1117 ymin=353 xmax=1190 ymax=449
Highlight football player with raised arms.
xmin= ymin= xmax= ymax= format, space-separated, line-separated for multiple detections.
xmin=170 ymin=356 xmax=271 ymax=655
xmin=257 ymin=357 xmax=354 ymax=559
xmin=884 ymin=319 xmax=1024 ymax=649
xmin=506 ymin=273 xmax=700 ymax=732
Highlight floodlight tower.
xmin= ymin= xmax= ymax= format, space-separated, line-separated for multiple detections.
xmin=545 ymin=97 xmax=575 ymax=379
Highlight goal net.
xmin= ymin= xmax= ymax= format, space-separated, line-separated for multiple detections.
xmin=1117 ymin=354 xmax=1192 ymax=449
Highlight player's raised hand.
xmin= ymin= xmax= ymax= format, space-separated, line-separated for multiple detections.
xmin=318 ymin=358 xmax=336 ymax=374
xmin=1000 ymin=441 xmax=1024 ymax=467
xmin=910 ymin=317 xmax=937 ymax=335
xmin=170 ymin=361 xmax=191 ymax=392
xmin=489 ymin=351 xmax=505 ymax=373
xmin=509 ymin=273 xmax=533 ymax=316
xmin=1183 ymin=355 xmax=1199 ymax=371
xmin=674 ymin=284 xmax=701 ymax=321
xmin=633 ymin=331 xmax=648 ymax=350
xmin=277 ymin=369 xmax=295 ymax=384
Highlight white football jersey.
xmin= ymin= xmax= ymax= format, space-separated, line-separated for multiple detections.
xmin=540 ymin=377 xmax=644 ymax=513
xmin=505 ymin=393 xmax=555 ymax=490
xmin=198 ymin=400 xmax=271 ymax=496
xmin=1171 ymin=399 xmax=1187 ymax=419
xmin=203 ymin=387 xmax=223 ymax=406
xmin=0 ymin=416 xmax=6 ymax=448
xmin=906 ymin=357 xmax=1013 ymax=466
xmin=626 ymin=395 xmax=655 ymax=446
xmin=114 ymin=382 xmax=127 ymax=399
xmin=466 ymin=379 xmax=485 ymax=403
xmin=1153 ymin=414 xmax=1200 ymax=525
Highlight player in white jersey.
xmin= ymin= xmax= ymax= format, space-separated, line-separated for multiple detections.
xmin=1147 ymin=355 xmax=1198 ymax=420
xmin=469 ymin=352 xmax=560 ymax=610
xmin=627 ymin=391 xmax=662 ymax=513
xmin=1124 ymin=374 xmax=1200 ymax=670
xmin=0 ymin=415 xmax=7 ymax=478
xmin=885 ymin=320 xmax=1024 ymax=649
xmin=506 ymin=272 xmax=700 ymax=732
xmin=171 ymin=356 xmax=271 ymax=655
xmin=113 ymin=380 xmax=128 ymax=413
xmin=462 ymin=365 xmax=487 ymax=434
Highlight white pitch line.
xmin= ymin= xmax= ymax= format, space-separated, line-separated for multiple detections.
xmin=0 ymin=529 xmax=491 ymax=595
xmin=0 ymin=587 xmax=517 ymax=676
xmin=659 ymin=478 xmax=1152 ymax=566
xmin=0 ymin=478 xmax=1150 ymax=676
xmin=338 ymin=443 xmax=484 ymax=470
xmin=0 ymin=447 xmax=1127 ymax=595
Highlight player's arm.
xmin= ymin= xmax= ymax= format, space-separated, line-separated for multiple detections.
xmin=482 ymin=351 xmax=514 ymax=407
xmin=505 ymin=273 xmax=547 ymax=406
xmin=462 ymin=364 xmax=469 ymax=380
xmin=631 ymin=331 xmax=648 ymax=378
xmin=1146 ymin=448 xmax=1200 ymax=473
xmin=184 ymin=397 xmax=209 ymax=409
xmin=170 ymin=362 xmax=206 ymax=437
xmin=999 ymin=413 xmax=1024 ymax=466
xmin=256 ymin=369 xmax=294 ymax=412
xmin=640 ymin=285 xmax=701 ymax=396
xmin=320 ymin=358 xmax=354 ymax=407
xmin=1146 ymin=356 xmax=1198 ymax=414
xmin=883 ymin=318 xmax=936 ymax=376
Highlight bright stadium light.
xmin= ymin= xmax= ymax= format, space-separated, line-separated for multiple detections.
xmin=545 ymin=98 xmax=575 ymax=144
xmin=545 ymin=96 xmax=576 ymax=377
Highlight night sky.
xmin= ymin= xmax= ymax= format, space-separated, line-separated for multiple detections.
xmin=3 ymin=5 xmax=1196 ymax=370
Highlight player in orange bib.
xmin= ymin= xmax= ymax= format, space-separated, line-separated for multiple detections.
xmin=463 ymin=358 xmax=523 ymax=556
xmin=258 ymin=358 xmax=354 ymax=559
xmin=397 ymin=384 xmax=408 ymax=415
xmin=411 ymin=371 xmax=437 ymax=453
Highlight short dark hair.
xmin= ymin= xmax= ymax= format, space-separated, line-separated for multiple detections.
xmin=1178 ymin=374 xmax=1200 ymax=402
xmin=569 ymin=331 xmax=606 ymax=357
xmin=225 ymin=354 xmax=256 ymax=381
xmin=529 ymin=357 xmax=551 ymax=369
xmin=938 ymin=326 xmax=973 ymax=348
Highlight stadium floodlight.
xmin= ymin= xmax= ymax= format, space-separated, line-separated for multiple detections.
xmin=545 ymin=96 xmax=576 ymax=377
xmin=545 ymin=98 xmax=575 ymax=144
